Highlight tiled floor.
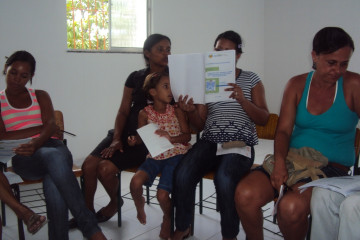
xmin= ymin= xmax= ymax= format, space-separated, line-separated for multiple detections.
xmin=1 ymin=171 xmax=283 ymax=240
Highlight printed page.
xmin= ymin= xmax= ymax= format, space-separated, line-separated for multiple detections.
xmin=204 ymin=50 xmax=236 ymax=103
xmin=298 ymin=175 xmax=360 ymax=196
xmin=137 ymin=123 xmax=174 ymax=158
xmin=168 ymin=53 xmax=205 ymax=104
xmin=0 ymin=138 xmax=32 ymax=163
xmin=216 ymin=143 xmax=251 ymax=158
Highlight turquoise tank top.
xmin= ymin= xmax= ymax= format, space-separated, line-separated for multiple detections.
xmin=290 ymin=71 xmax=358 ymax=166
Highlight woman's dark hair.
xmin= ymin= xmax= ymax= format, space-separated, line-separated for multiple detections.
xmin=143 ymin=72 xmax=169 ymax=101
xmin=143 ymin=34 xmax=171 ymax=66
xmin=3 ymin=50 xmax=36 ymax=84
xmin=313 ymin=27 xmax=354 ymax=55
xmin=214 ymin=30 xmax=243 ymax=54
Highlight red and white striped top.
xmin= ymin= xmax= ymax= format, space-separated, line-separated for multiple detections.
xmin=0 ymin=88 xmax=42 ymax=137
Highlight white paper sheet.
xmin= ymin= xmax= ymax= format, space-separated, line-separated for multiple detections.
xmin=0 ymin=138 xmax=32 ymax=163
xmin=254 ymin=139 xmax=274 ymax=165
xmin=216 ymin=144 xmax=251 ymax=158
xmin=298 ymin=175 xmax=360 ymax=197
xmin=273 ymin=184 xmax=285 ymax=216
xmin=137 ymin=123 xmax=174 ymax=158
xmin=169 ymin=50 xmax=235 ymax=104
xmin=4 ymin=171 xmax=24 ymax=185
xmin=168 ymin=53 xmax=205 ymax=104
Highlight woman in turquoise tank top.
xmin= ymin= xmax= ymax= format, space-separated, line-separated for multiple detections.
xmin=235 ymin=27 xmax=360 ymax=240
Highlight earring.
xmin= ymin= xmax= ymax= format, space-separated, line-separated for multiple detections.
xmin=312 ymin=62 xmax=317 ymax=70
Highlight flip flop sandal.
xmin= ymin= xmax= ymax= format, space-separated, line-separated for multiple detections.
xmin=25 ymin=213 xmax=48 ymax=235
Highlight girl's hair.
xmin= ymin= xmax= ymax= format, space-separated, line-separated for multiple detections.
xmin=143 ymin=34 xmax=171 ymax=66
xmin=313 ymin=27 xmax=354 ymax=55
xmin=143 ymin=72 xmax=169 ymax=101
xmin=3 ymin=50 xmax=36 ymax=84
xmin=214 ymin=30 xmax=243 ymax=54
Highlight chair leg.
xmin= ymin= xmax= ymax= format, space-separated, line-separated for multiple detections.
xmin=17 ymin=217 xmax=25 ymax=240
xmin=117 ymin=172 xmax=122 ymax=227
xmin=146 ymin=186 xmax=150 ymax=204
xmin=80 ymin=175 xmax=85 ymax=195
xmin=191 ymin=200 xmax=195 ymax=236
xmin=307 ymin=215 xmax=312 ymax=240
xmin=1 ymin=201 xmax=6 ymax=226
xmin=199 ymin=179 xmax=203 ymax=214
xmin=12 ymin=184 xmax=25 ymax=240
xmin=171 ymin=197 xmax=175 ymax=234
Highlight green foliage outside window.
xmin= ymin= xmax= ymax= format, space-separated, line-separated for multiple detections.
xmin=66 ymin=0 xmax=109 ymax=50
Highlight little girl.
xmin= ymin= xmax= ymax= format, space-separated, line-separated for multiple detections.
xmin=129 ymin=72 xmax=191 ymax=239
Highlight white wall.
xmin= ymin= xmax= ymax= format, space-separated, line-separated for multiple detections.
xmin=264 ymin=0 xmax=360 ymax=114
xmin=0 ymin=0 xmax=264 ymax=164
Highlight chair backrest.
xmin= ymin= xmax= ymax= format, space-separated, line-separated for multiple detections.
xmin=255 ymin=113 xmax=279 ymax=140
xmin=54 ymin=110 xmax=64 ymax=141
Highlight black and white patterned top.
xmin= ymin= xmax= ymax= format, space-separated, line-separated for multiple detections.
xmin=201 ymin=70 xmax=260 ymax=146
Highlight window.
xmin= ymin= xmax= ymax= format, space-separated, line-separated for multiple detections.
xmin=66 ymin=0 xmax=150 ymax=52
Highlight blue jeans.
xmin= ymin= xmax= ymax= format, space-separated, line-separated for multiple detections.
xmin=173 ymin=139 xmax=254 ymax=238
xmin=12 ymin=139 xmax=100 ymax=240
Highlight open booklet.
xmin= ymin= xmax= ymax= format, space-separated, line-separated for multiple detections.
xmin=0 ymin=138 xmax=32 ymax=164
xmin=168 ymin=50 xmax=236 ymax=104
xmin=298 ymin=175 xmax=360 ymax=197
xmin=137 ymin=123 xmax=174 ymax=158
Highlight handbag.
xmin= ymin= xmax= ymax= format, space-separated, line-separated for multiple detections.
xmin=263 ymin=147 xmax=328 ymax=186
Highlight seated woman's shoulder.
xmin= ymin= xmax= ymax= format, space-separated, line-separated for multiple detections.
xmin=291 ymin=72 xmax=308 ymax=80
xmin=344 ymin=71 xmax=360 ymax=82
xmin=34 ymin=89 xmax=50 ymax=96
xmin=130 ymin=68 xmax=148 ymax=76
xmin=288 ymin=73 xmax=308 ymax=85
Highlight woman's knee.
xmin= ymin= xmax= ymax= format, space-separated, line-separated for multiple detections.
xmin=235 ymin=172 xmax=273 ymax=209
xmin=234 ymin=181 xmax=260 ymax=210
xmin=97 ymin=160 xmax=118 ymax=178
xmin=82 ymin=155 xmax=101 ymax=173
xmin=278 ymin=195 xmax=308 ymax=224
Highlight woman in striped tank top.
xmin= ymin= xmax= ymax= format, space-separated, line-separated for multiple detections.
xmin=0 ymin=51 xmax=106 ymax=240
xmin=172 ymin=31 xmax=270 ymax=240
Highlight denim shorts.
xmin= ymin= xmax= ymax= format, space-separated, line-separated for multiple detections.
xmin=139 ymin=154 xmax=183 ymax=193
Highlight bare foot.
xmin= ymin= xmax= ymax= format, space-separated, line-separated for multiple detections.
xmin=23 ymin=213 xmax=47 ymax=234
xmin=89 ymin=231 xmax=107 ymax=240
xmin=172 ymin=227 xmax=190 ymax=240
xmin=136 ymin=196 xmax=146 ymax=224
xmin=97 ymin=200 xmax=118 ymax=218
xmin=159 ymin=216 xmax=171 ymax=239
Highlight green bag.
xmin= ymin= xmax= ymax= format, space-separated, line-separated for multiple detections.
xmin=263 ymin=147 xmax=328 ymax=186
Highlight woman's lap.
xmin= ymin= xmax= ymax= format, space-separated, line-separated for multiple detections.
xmin=12 ymin=138 xmax=72 ymax=180
xmin=90 ymin=129 xmax=147 ymax=170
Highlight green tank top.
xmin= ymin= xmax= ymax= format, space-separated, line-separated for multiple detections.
xmin=290 ymin=71 xmax=358 ymax=167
